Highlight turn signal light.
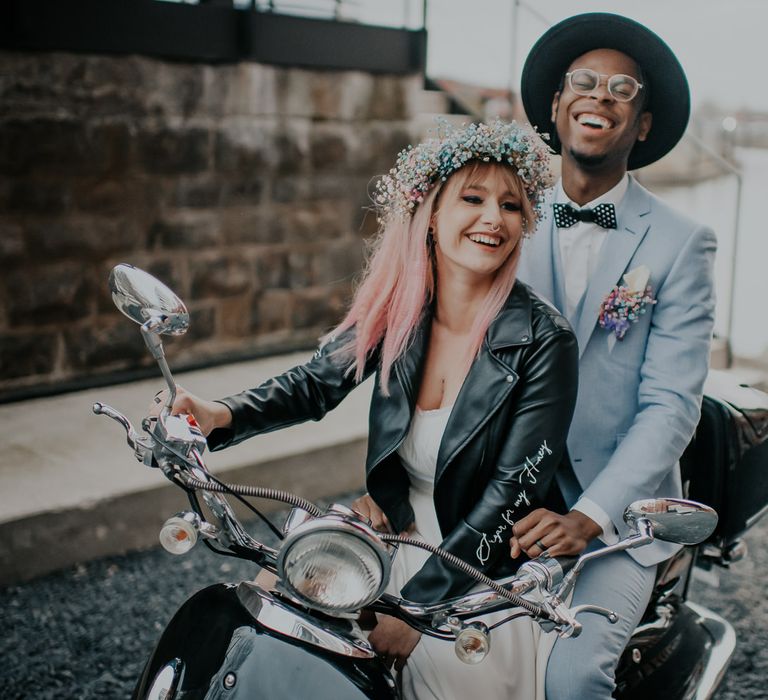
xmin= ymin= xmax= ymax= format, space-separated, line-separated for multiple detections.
xmin=159 ymin=512 xmax=200 ymax=555
xmin=455 ymin=622 xmax=491 ymax=664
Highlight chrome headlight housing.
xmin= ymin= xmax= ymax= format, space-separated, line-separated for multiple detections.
xmin=276 ymin=504 xmax=391 ymax=616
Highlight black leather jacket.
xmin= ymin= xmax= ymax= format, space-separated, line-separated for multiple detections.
xmin=207 ymin=281 xmax=578 ymax=604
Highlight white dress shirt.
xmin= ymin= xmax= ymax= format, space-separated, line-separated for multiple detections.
xmin=555 ymin=174 xmax=630 ymax=544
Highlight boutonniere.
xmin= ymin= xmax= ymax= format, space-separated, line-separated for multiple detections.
xmin=599 ymin=265 xmax=656 ymax=340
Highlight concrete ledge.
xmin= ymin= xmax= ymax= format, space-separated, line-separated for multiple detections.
xmin=0 ymin=352 xmax=372 ymax=585
xmin=0 ymin=438 xmax=367 ymax=585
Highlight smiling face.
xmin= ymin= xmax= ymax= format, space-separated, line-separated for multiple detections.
xmin=430 ymin=163 xmax=527 ymax=283
xmin=552 ymin=48 xmax=652 ymax=173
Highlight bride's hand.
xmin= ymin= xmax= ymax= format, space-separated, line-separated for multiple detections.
xmin=148 ymin=386 xmax=232 ymax=437
xmin=368 ymin=615 xmax=421 ymax=671
xmin=351 ymin=493 xmax=392 ymax=533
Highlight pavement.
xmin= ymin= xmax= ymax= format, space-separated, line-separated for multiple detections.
xmin=0 ymin=351 xmax=373 ymax=585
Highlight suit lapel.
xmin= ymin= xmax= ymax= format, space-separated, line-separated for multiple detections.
xmin=572 ymin=178 xmax=652 ymax=357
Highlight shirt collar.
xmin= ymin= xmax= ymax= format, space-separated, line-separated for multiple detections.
xmin=555 ymin=173 xmax=629 ymax=210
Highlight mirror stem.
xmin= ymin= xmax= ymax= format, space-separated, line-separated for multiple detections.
xmin=557 ymin=519 xmax=654 ymax=600
xmin=141 ymin=323 xmax=177 ymax=409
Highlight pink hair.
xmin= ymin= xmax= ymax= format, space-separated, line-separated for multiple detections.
xmin=327 ymin=162 xmax=533 ymax=395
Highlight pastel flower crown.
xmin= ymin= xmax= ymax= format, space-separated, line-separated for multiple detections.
xmin=373 ymin=119 xmax=552 ymax=224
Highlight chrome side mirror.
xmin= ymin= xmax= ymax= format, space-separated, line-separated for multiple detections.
xmin=623 ymin=498 xmax=718 ymax=545
xmin=109 ymin=264 xmax=189 ymax=407
xmin=109 ymin=263 xmax=189 ymax=336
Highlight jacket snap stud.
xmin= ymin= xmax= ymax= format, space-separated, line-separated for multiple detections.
xmin=505 ymin=374 xmax=514 ymax=383
xmin=520 ymin=335 xmax=529 ymax=342
xmin=223 ymin=672 xmax=237 ymax=689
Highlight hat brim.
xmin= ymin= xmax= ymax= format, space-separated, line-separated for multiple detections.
xmin=521 ymin=12 xmax=690 ymax=170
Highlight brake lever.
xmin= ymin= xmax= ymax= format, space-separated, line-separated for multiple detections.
xmin=570 ymin=604 xmax=619 ymax=624
xmin=93 ymin=402 xmax=157 ymax=466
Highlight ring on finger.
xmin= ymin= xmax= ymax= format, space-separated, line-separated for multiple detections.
xmin=535 ymin=539 xmax=546 ymax=550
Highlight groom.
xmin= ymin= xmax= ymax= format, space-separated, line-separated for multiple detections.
xmin=511 ymin=13 xmax=717 ymax=699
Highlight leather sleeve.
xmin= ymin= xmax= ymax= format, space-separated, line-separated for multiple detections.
xmin=206 ymin=330 xmax=376 ymax=451
xmin=401 ymin=324 xmax=578 ymax=603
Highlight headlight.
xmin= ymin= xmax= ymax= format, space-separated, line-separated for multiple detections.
xmin=276 ymin=505 xmax=391 ymax=616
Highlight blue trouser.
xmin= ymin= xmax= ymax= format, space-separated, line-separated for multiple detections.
xmin=545 ymin=550 xmax=657 ymax=700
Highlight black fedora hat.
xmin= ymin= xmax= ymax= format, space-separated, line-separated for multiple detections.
xmin=521 ymin=12 xmax=690 ymax=170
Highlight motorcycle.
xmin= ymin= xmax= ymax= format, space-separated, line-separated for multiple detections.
xmin=94 ymin=263 xmax=765 ymax=700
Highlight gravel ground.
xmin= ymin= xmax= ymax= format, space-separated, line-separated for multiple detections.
xmin=1 ymin=498 xmax=766 ymax=700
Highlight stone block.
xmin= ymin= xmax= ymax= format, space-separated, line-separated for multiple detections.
xmin=184 ymin=304 xmax=216 ymax=343
xmin=275 ymin=69 xmax=315 ymax=119
xmin=25 ymin=217 xmax=144 ymax=258
xmin=0 ymin=330 xmax=60 ymax=380
xmin=307 ymin=174 xmax=350 ymax=202
xmin=137 ymin=128 xmax=210 ymax=175
xmin=369 ymin=76 xmax=410 ymax=120
xmin=275 ymin=123 xmax=311 ymax=175
xmin=166 ymin=176 xmax=222 ymax=209
xmin=218 ymin=295 xmax=254 ymax=338
xmin=221 ymin=207 xmax=275 ymax=246
xmin=63 ymin=317 xmax=148 ymax=371
xmin=252 ymin=248 xmax=291 ymax=290
xmin=0 ymin=119 xmax=131 ymax=177
xmin=254 ymin=289 xmax=293 ymax=334
xmin=271 ymin=176 xmax=312 ymax=204
xmin=311 ymin=238 xmax=365 ymax=286
xmin=0 ymin=221 xmax=25 ymax=261
xmin=353 ymin=123 xmax=411 ymax=175
xmin=139 ymin=59 xmax=204 ymax=119
xmin=216 ymin=63 xmax=278 ymax=117
xmin=190 ymin=255 xmax=254 ymax=298
xmin=291 ymin=285 xmax=348 ymax=331
xmin=308 ymin=72 xmax=343 ymax=120
xmin=310 ymin=127 xmax=349 ymax=172
xmin=148 ymin=211 xmax=221 ymax=249
xmin=73 ymin=177 xmax=151 ymax=216
xmin=7 ymin=180 xmax=72 ymax=215
xmin=338 ymin=72 xmax=376 ymax=121
xmin=269 ymin=202 xmax=347 ymax=245
xmin=214 ymin=120 xmax=277 ymax=173
xmin=6 ymin=262 xmax=95 ymax=326
xmin=287 ymin=249 xmax=314 ymax=288
xmin=218 ymin=176 xmax=266 ymax=207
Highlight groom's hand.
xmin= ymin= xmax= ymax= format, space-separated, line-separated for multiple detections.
xmin=509 ymin=509 xmax=601 ymax=559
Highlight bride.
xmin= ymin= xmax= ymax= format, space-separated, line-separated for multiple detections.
xmin=154 ymin=120 xmax=578 ymax=699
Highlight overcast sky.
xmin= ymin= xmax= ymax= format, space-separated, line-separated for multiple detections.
xmin=421 ymin=0 xmax=767 ymax=113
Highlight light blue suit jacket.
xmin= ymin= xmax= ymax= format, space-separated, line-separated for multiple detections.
xmin=517 ymin=176 xmax=717 ymax=566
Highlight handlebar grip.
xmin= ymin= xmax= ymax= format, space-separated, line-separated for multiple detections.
xmin=553 ymin=556 xmax=579 ymax=575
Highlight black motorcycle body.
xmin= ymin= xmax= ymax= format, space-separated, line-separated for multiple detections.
xmin=132 ymin=583 xmax=397 ymax=700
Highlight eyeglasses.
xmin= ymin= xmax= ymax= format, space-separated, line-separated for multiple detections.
xmin=565 ymin=68 xmax=644 ymax=102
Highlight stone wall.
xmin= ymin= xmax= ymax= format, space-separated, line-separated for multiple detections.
xmin=0 ymin=51 xmax=418 ymax=400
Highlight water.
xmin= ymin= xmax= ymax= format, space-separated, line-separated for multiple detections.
xmin=656 ymin=147 xmax=768 ymax=360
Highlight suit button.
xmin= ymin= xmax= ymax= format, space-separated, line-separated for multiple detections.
xmin=505 ymin=374 xmax=514 ymax=383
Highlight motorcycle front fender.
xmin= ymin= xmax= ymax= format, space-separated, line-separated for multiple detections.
xmin=133 ymin=584 xmax=398 ymax=700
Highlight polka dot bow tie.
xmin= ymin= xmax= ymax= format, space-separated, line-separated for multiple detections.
xmin=553 ymin=202 xmax=617 ymax=229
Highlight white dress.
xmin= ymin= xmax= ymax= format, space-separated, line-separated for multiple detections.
xmin=387 ymin=405 xmax=549 ymax=700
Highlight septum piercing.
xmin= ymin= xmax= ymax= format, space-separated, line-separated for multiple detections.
xmin=489 ymin=224 xmax=500 ymax=233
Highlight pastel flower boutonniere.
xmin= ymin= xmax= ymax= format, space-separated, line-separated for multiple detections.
xmin=599 ymin=265 xmax=656 ymax=340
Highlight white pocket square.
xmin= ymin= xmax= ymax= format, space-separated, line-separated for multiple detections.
xmin=622 ymin=264 xmax=650 ymax=293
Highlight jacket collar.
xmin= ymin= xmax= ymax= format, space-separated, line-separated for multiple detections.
xmin=486 ymin=280 xmax=535 ymax=350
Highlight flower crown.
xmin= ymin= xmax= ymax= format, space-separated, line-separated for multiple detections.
xmin=373 ymin=119 xmax=552 ymax=223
